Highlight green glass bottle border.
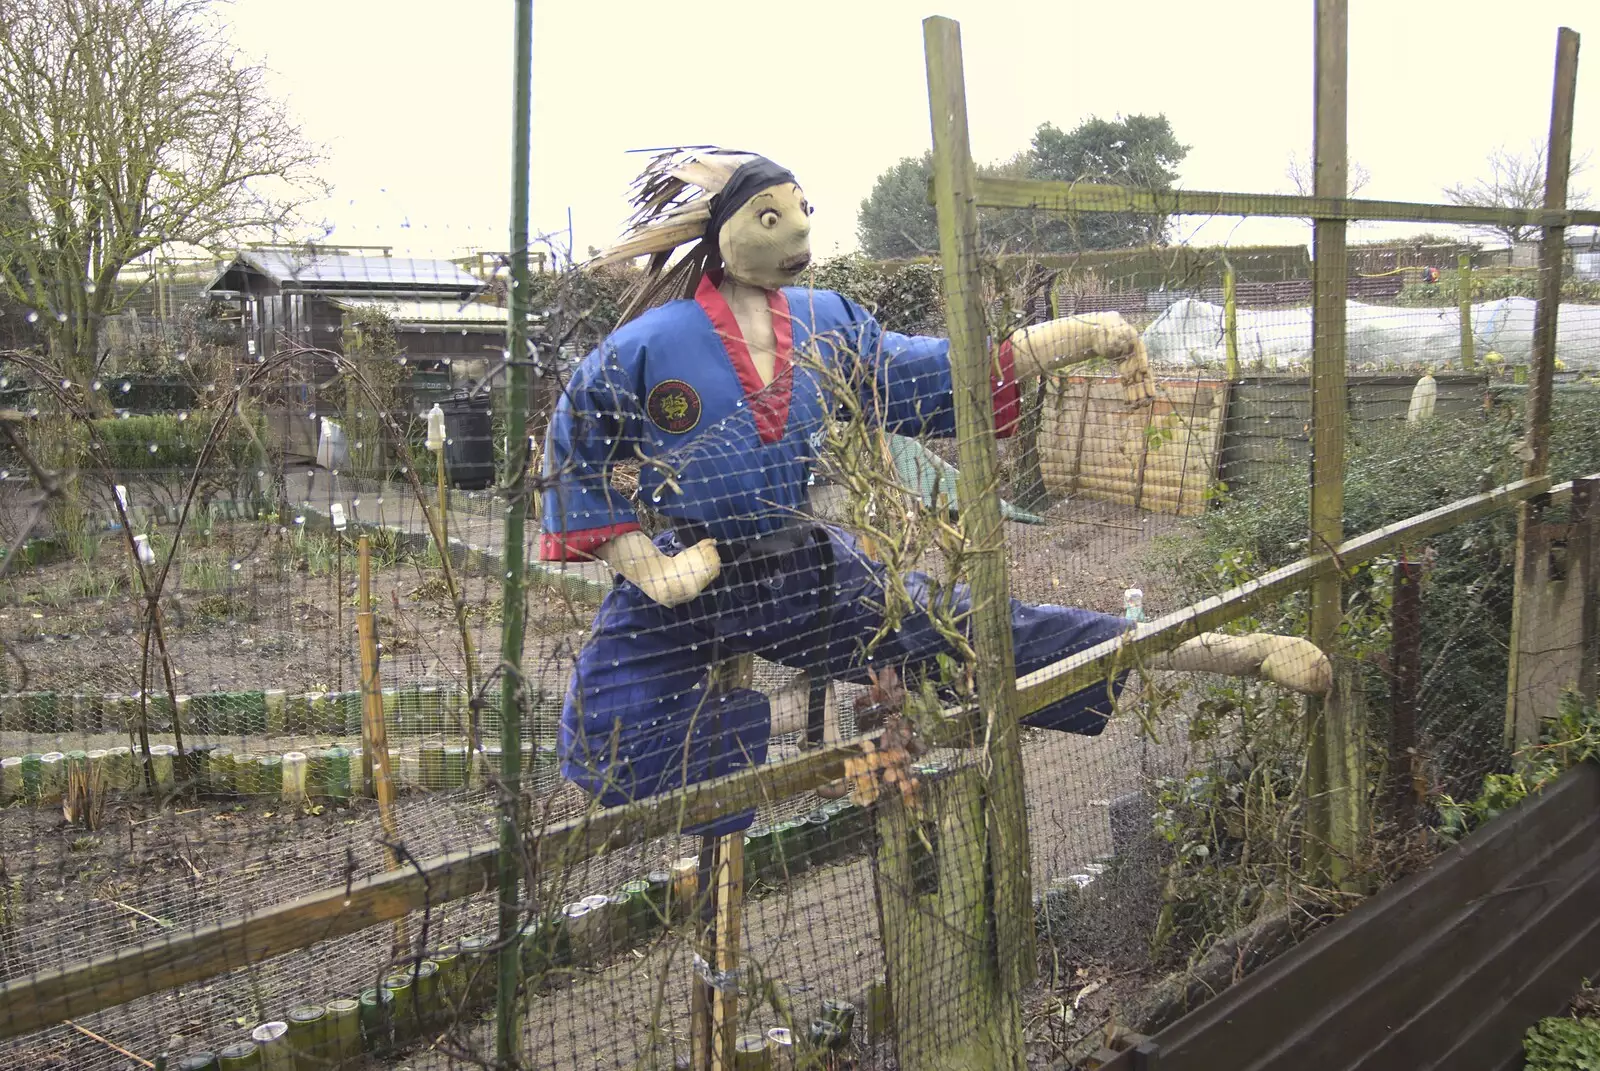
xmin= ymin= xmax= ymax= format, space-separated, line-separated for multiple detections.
xmin=0 ymin=683 xmax=560 ymax=738
xmin=157 ymin=780 xmax=938 ymax=1069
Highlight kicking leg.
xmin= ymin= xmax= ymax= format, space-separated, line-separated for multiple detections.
xmin=1144 ymin=632 xmax=1331 ymax=695
xmin=560 ymin=584 xmax=772 ymax=837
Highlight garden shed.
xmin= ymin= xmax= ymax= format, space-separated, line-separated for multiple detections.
xmin=204 ymin=248 xmax=487 ymax=362
xmin=204 ymin=249 xmax=507 ymax=456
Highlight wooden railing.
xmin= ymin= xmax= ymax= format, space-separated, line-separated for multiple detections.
xmin=0 ymin=470 xmax=1575 ymax=1041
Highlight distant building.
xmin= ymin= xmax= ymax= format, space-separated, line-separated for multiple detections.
xmin=204 ymin=247 xmax=500 ymax=365
xmin=204 ymin=247 xmax=512 ymax=458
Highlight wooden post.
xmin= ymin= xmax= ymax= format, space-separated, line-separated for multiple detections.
xmin=356 ymin=534 xmax=407 ymax=950
xmin=1525 ymin=28 xmax=1578 ymax=481
xmin=924 ymin=15 xmax=1035 ymax=1010
xmin=692 ymin=663 xmax=751 ymax=1071
xmin=918 ymin=18 xmax=1031 ymax=1071
xmin=1579 ymin=478 xmax=1600 ymax=710
xmin=1506 ymin=27 xmax=1580 ymax=753
xmin=709 ymin=834 xmax=744 ymax=1071
xmin=688 ymin=832 xmax=742 ymax=1069
xmin=1307 ymin=0 xmax=1361 ymax=886
xmin=1011 ymin=274 xmax=1059 ymax=512
xmin=1389 ymin=560 xmax=1423 ymax=826
xmin=1457 ymin=253 xmax=1476 ymax=370
xmin=873 ymin=768 xmax=1016 ymax=1071
xmin=1509 ymin=477 xmax=1600 ymax=747
xmin=1223 ymin=260 xmax=1240 ymax=380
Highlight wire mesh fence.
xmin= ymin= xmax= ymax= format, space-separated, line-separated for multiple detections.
xmin=2 ymin=7 xmax=1600 ymax=1071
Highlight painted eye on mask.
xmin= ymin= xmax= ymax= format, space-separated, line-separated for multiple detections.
xmin=759 ymin=209 xmax=780 ymax=228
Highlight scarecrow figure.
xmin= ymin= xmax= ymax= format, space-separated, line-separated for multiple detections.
xmin=541 ymin=148 xmax=1329 ymax=832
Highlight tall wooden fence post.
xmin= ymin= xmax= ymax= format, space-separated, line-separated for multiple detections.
xmin=1457 ymin=253 xmax=1476 ymax=371
xmin=1506 ymin=27 xmax=1580 ymax=754
xmin=1307 ymin=0 xmax=1364 ymax=887
xmin=921 ymin=15 xmax=1030 ymax=1069
xmin=1389 ymin=559 xmax=1423 ymax=827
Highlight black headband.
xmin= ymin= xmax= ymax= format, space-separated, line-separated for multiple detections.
xmin=704 ymin=157 xmax=797 ymax=251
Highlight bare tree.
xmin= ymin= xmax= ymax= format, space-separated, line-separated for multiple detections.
xmin=0 ymin=0 xmax=326 ymax=403
xmin=1442 ymin=142 xmax=1593 ymax=246
xmin=1285 ymin=151 xmax=1371 ymax=199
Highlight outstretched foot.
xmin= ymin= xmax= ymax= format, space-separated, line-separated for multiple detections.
xmin=1144 ymin=632 xmax=1333 ymax=695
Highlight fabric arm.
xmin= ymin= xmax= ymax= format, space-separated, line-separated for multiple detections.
xmin=538 ymin=350 xmax=645 ymax=562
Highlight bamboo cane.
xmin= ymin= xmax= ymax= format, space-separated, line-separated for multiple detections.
xmin=357 ymin=535 xmax=408 ymax=950
xmin=711 ymin=832 xmax=744 ymax=1071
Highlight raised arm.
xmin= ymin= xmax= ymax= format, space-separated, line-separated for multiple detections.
xmin=817 ymin=292 xmax=1156 ymax=439
xmin=1004 ymin=311 xmax=1156 ymax=406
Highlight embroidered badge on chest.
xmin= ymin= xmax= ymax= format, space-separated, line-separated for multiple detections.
xmin=646 ymin=379 xmax=702 ymax=434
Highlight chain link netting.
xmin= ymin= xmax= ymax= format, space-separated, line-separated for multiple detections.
xmin=3 ymin=8 xmax=1600 ymax=1071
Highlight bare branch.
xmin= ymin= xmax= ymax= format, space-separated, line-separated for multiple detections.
xmin=0 ymin=0 xmax=327 ymax=396
xmin=1442 ymin=141 xmax=1593 ymax=245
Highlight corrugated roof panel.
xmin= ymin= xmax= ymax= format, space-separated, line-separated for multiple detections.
xmin=328 ymin=297 xmax=510 ymax=326
xmin=239 ymin=251 xmax=480 ymax=290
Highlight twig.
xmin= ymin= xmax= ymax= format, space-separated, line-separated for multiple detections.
xmin=61 ymin=1020 xmax=154 ymax=1068
xmin=100 ymin=899 xmax=173 ymax=929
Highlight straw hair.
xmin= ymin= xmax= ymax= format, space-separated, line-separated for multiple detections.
xmin=589 ymin=146 xmax=766 ymax=327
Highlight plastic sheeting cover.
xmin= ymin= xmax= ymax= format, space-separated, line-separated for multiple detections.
xmin=1142 ymin=296 xmax=1600 ymax=370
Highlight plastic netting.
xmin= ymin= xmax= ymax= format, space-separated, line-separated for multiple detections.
xmin=3 ymin=6 xmax=1600 ymax=1071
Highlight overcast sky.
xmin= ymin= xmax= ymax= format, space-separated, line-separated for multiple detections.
xmin=222 ymin=0 xmax=1598 ymax=263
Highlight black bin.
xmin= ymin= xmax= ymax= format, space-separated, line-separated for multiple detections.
xmin=440 ymin=391 xmax=496 ymax=490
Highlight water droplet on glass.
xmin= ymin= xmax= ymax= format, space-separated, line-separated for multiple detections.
xmin=231 ymin=561 xmax=242 ymax=572
xmin=91 ymin=379 xmax=101 ymax=391
xmin=55 ymin=313 xmax=67 ymax=323
xmin=148 ymin=443 xmax=158 ymax=454
xmin=120 ymin=382 xmax=131 ymax=393
xmin=60 ymin=379 xmax=70 ymax=390
xmin=294 ymin=516 xmax=306 ymax=526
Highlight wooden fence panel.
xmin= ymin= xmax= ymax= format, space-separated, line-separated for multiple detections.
xmin=1092 ymin=761 xmax=1600 ymax=1071
xmin=1038 ymin=375 xmax=1229 ymax=516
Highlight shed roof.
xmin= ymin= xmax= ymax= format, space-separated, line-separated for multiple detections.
xmin=211 ymin=251 xmax=481 ymax=292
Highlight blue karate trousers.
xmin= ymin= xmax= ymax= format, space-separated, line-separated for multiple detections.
xmin=558 ymin=525 xmax=1131 ymax=836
